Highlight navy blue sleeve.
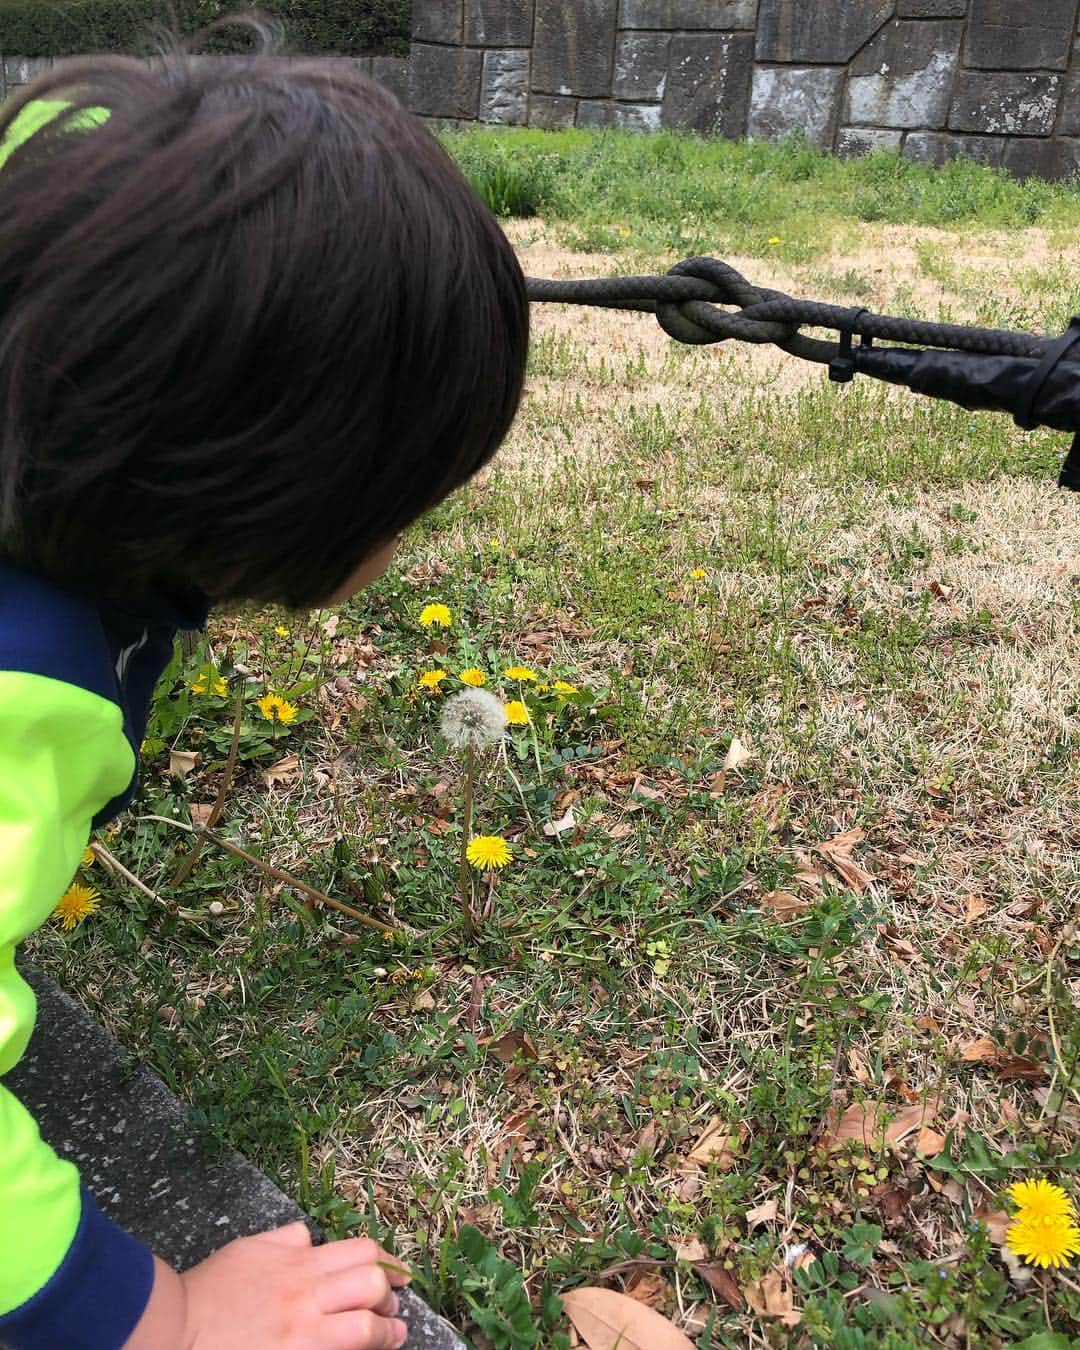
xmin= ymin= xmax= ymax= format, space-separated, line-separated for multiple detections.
xmin=0 ymin=1189 xmax=155 ymax=1349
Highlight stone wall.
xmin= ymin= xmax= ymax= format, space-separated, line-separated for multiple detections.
xmin=3 ymin=1 xmax=1079 ymax=179
xmin=405 ymin=0 xmax=1080 ymax=180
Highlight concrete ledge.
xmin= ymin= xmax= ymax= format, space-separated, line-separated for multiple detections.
xmin=6 ymin=966 xmax=463 ymax=1349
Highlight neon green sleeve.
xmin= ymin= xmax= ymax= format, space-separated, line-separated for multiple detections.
xmin=0 ymin=671 xmax=134 ymax=1314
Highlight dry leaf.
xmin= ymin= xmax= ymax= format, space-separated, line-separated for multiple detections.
xmin=962 ymin=893 xmax=988 ymax=924
xmin=760 ymin=890 xmax=808 ymax=919
xmin=412 ymin=989 xmax=436 ymax=1012
xmin=543 ymin=807 xmax=576 ymax=838
xmin=687 ymin=1119 xmax=745 ymax=1169
xmin=321 ymin=613 xmax=340 ymax=638
xmin=693 ymin=1262 xmax=742 ymax=1310
xmin=915 ymin=1127 xmax=947 ymax=1158
xmin=820 ymin=1098 xmax=939 ymax=1150
xmin=973 ymin=1206 xmax=1009 ymax=1245
xmin=624 ymin=1270 xmax=671 ymax=1309
xmin=915 ymin=1016 xmax=942 ymax=1034
xmin=484 ymin=1029 xmax=539 ymax=1063
xmin=960 ymin=1038 xmax=1000 ymax=1064
xmin=814 ymin=827 xmax=874 ymax=892
xmin=996 ymin=1057 xmax=1047 ymax=1081
xmin=745 ymin=1198 xmax=779 ymax=1229
xmin=561 ymin=1286 xmax=695 ymax=1350
xmin=169 ymin=748 xmax=199 ymax=778
xmin=263 ymin=753 xmax=301 ymax=788
xmin=723 ymin=736 xmax=751 ymax=772
xmin=189 ymin=803 xmax=215 ymax=826
xmin=673 ymin=1238 xmax=707 ymax=1263
xmin=743 ymin=1270 xmax=801 ymax=1328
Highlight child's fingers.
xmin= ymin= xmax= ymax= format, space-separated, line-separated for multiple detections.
xmin=315 ymin=1236 xmax=412 ymax=1284
xmin=260 ymin=1221 xmax=315 ymax=1247
xmin=318 ymin=1264 xmax=395 ymax=1316
xmin=326 ymin=1310 xmax=408 ymax=1350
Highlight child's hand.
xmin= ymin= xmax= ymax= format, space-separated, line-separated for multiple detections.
xmin=125 ymin=1223 xmax=411 ymax=1348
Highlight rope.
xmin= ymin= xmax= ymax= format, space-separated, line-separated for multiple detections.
xmin=524 ymin=255 xmax=1052 ymax=366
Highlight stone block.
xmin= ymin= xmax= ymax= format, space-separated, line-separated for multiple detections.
xmin=903 ymin=130 xmax=1005 ymax=166
xmin=411 ymin=0 xmax=463 ymax=44
xmin=614 ymin=102 xmax=664 ymax=130
xmin=1063 ymin=69 xmax=1080 ymax=136
xmin=480 ymin=49 xmax=530 ymax=124
xmin=756 ymin=0 xmax=894 ymax=63
xmin=576 ymin=99 xmax=615 ymax=127
xmin=896 ymin=0 xmax=966 ymax=13
xmin=613 ymin=33 xmax=670 ymax=100
xmin=1003 ymin=136 xmax=1080 ymax=181
xmin=370 ymin=56 xmax=409 ymax=104
xmin=529 ymin=94 xmax=579 ymax=127
xmin=965 ymin=0 xmax=1077 ymax=71
xmin=408 ymin=44 xmax=482 ymax=119
xmin=845 ymin=19 xmax=962 ymax=128
xmin=837 ymin=126 xmax=904 ymax=156
xmin=748 ymin=65 xmax=844 ymax=147
xmin=8 ymin=969 xmax=464 ymax=1346
xmin=662 ymin=32 xmax=754 ymax=137
xmin=949 ymin=71 xmax=1061 ymax=136
xmin=465 ymin=0 xmax=534 ymax=46
xmin=533 ymin=0 xmax=618 ymax=97
xmin=618 ymin=0 xmax=758 ymax=27
xmin=4 ymin=55 xmax=52 ymax=86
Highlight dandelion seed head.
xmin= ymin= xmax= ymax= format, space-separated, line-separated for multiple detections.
xmin=440 ymin=688 xmax=507 ymax=751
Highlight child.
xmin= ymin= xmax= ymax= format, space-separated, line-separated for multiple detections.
xmin=0 ymin=48 xmax=528 ymax=1350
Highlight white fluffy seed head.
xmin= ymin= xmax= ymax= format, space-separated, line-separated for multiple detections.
xmin=440 ymin=688 xmax=508 ymax=752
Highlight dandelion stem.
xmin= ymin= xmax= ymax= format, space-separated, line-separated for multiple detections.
xmin=458 ymin=746 xmax=477 ymax=933
xmin=170 ymin=678 xmax=245 ymax=887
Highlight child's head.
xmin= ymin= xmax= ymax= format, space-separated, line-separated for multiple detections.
xmin=0 ymin=52 xmax=528 ymax=608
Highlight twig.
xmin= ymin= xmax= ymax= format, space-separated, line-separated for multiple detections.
xmin=90 ymin=842 xmax=208 ymax=929
xmin=170 ymin=679 xmax=245 ymax=887
xmin=457 ymin=745 xmax=477 ymax=935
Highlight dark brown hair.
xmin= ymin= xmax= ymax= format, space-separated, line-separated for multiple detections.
xmin=0 ymin=51 xmax=528 ymax=607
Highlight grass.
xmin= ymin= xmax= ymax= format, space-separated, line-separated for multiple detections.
xmin=439 ymin=128 xmax=1080 ymax=266
xmin=27 ymin=131 xmax=1080 ymax=1347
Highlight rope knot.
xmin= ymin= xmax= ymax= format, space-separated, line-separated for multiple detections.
xmin=655 ymin=257 xmax=801 ymax=347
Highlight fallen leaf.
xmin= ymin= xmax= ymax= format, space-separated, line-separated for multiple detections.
xmin=483 ymin=1029 xmax=539 ymax=1063
xmin=915 ymin=1016 xmax=942 ymax=1034
xmin=973 ymin=1206 xmax=1009 ymax=1245
xmin=814 ymin=827 xmax=874 ymax=892
xmin=760 ymin=890 xmax=809 ymax=919
xmin=608 ymin=821 xmax=634 ymax=839
xmin=624 ymin=1269 xmax=671 ymax=1309
xmin=915 ymin=1127 xmax=947 ymax=1157
xmin=189 ymin=803 xmax=215 ymax=827
xmin=687 ymin=1119 xmax=745 ymax=1169
xmin=960 ymin=1038 xmax=1001 ymax=1064
xmin=878 ymin=1184 xmax=911 ymax=1221
xmin=321 ymin=613 xmax=340 ymax=638
xmin=995 ymin=1057 xmax=1047 ymax=1081
xmin=543 ymin=807 xmax=576 ymax=837
xmin=962 ymin=893 xmax=988 ymax=924
xmin=745 ymin=1199 xmax=779 ymax=1229
xmin=693 ymin=1262 xmax=742 ymax=1310
xmin=169 ymin=748 xmax=199 ymax=778
xmin=743 ymin=1269 xmax=801 ymax=1328
xmin=263 ymin=753 xmax=301 ymax=788
xmin=412 ymin=989 xmax=436 ymax=1012
xmin=561 ymin=1286 xmax=695 ymax=1350
xmin=820 ymin=1098 xmax=939 ymax=1150
xmin=673 ymin=1238 xmax=707 ymax=1262
xmin=723 ymin=736 xmax=751 ymax=772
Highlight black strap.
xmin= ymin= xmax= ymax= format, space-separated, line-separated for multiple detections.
xmin=828 ymin=307 xmax=869 ymax=384
xmin=1060 ymin=432 xmax=1080 ymax=492
xmin=1014 ymin=316 xmax=1080 ymax=430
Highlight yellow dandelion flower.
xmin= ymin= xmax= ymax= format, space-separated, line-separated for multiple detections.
xmin=768 ymin=235 xmax=781 ymax=245
xmin=553 ymin=680 xmax=578 ymax=696
xmin=1007 ymin=1180 xmax=1076 ymax=1224
xmin=504 ymin=666 xmax=537 ymax=682
xmin=257 ymin=694 xmax=298 ymax=724
xmin=418 ymin=669 xmax=449 ymax=691
xmin=466 ymin=835 xmax=512 ymax=871
xmin=53 ymin=883 xmax=101 ymax=930
xmin=274 ymin=624 xmax=290 ymax=637
xmin=419 ymin=603 xmax=452 ymax=629
xmin=81 ymin=845 xmax=96 ymax=867
xmin=388 ymin=968 xmax=411 ymax=986
xmin=459 ymin=668 xmax=487 ymax=687
xmin=504 ymin=700 xmax=530 ymax=726
xmin=689 ymin=567 xmax=708 ymax=580
xmin=190 ymin=676 xmax=227 ymax=697
xmin=1007 ymin=1213 xmax=1080 ymax=1269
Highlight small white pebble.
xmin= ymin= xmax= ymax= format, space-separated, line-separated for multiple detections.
xmin=208 ymin=901 xmax=225 ymax=916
